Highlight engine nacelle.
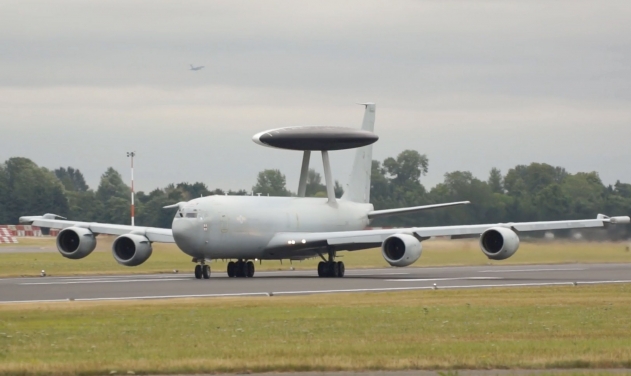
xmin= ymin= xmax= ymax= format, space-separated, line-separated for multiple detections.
xmin=112 ymin=234 xmax=153 ymax=266
xmin=381 ymin=234 xmax=422 ymax=267
xmin=56 ymin=227 xmax=97 ymax=259
xmin=479 ymin=226 xmax=520 ymax=260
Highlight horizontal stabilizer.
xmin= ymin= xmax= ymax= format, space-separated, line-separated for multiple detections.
xmin=367 ymin=201 xmax=470 ymax=219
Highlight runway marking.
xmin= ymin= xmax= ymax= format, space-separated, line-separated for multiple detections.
xmin=478 ymin=268 xmax=586 ymax=273
xmin=271 ymin=280 xmax=631 ymax=296
xmin=4 ymin=280 xmax=631 ymax=304
xmin=19 ymin=278 xmax=190 ymax=285
xmin=21 ymin=276 xmax=185 ymax=283
xmin=386 ymin=277 xmax=502 ymax=282
xmin=346 ymin=272 xmax=409 ymax=276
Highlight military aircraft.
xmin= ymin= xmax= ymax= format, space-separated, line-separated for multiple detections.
xmin=189 ymin=64 xmax=204 ymax=71
xmin=20 ymin=103 xmax=630 ymax=280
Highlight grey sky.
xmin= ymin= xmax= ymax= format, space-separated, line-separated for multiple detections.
xmin=1 ymin=0 xmax=630 ymax=193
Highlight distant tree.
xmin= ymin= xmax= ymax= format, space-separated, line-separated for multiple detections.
xmin=488 ymin=167 xmax=504 ymax=194
xmin=54 ymin=167 xmax=89 ymax=192
xmin=228 ymin=189 xmax=248 ymax=196
xmin=176 ymin=182 xmax=211 ymax=200
xmin=561 ymin=172 xmax=606 ymax=218
xmin=0 ymin=165 xmax=8 ymax=223
xmin=504 ymin=163 xmax=566 ymax=196
xmin=334 ymin=180 xmax=344 ymax=198
xmin=96 ymin=167 xmax=129 ymax=202
xmin=252 ymin=169 xmax=291 ymax=197
xmin=535 ymin=183 xmax=570 ymax=220
xmin=305 ymin=168 xmax=326 ymax=197
xmin=428 ymin=171 xmax=497 ymax=225
xmin=383 ymin=150 xmax=429 ymax=184
xmin=370 ymin=160 xmax=392 ymax=210
xmin=66 ymin=191 xmax=102 ymax=222
xmin=2 ymin=157 xmax=69 ymax=223
xmin=95 ymin=167 xmax=130 ymax=223
xmin=614 ymin=180 xmax=631 ymax=199
xmin=135 ymin=188 xmax=177 ymax=228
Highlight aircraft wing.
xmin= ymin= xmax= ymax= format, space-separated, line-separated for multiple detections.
xmin=264 ymin=214 xmax=630 ymax=254
xmin=367 ymin=201 xmax=470 ymax=219
xmin=19 ymin=214 xmax=174 ymax=243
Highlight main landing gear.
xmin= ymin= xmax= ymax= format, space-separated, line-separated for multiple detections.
xmin=194 ymin=262 xmax=211 ymax=280
xmin=227 ymin=259 xmax=255 ymax=278
xmin=317 ymin=249 xmax=345 ymax=278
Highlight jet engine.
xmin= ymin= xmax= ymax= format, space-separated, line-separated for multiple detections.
xmin=112 ymin=234 xmax=153 ymax=266
xmin=56 ymin=227 xmax=97 ymax=259
xmin=381 ymin=234 xmax=422 ymax=267
xmin=479 ymin=227 xmax=520 ymax=260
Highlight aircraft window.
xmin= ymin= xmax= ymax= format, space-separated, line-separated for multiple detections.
xmin=185 ymin=213 xmax=198 ymax=218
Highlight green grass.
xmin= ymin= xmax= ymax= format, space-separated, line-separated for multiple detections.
xmin=1 ymin=284 xmax=630 ymax=374
xmin=1 ymin=238 xmax=630 ymax=277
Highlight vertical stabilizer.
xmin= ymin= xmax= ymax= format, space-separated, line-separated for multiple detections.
xmin=342 ymin=103 xmax=375 ymax=203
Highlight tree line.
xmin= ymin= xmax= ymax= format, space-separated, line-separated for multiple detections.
xmin=1 ymin=152 xmax=629 ymax=238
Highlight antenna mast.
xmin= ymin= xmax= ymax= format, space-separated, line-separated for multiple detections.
xmin=126 ymin=151 xmax=136 ymax=226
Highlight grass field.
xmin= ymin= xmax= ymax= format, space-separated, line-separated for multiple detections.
xmin=0 ymin=237 xmax=630 ymax=277
xmin=0 ymin=284 xmax=630 ymax=375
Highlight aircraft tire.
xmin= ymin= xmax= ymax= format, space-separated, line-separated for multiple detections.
xmin=227 ymin=262 xmax=236 ymax=277
xmin=236 ymin=261 xmax=246 ymax=278
xmin=246 ymin=261 xmax=255 ymax=277
xmin=337 ymin=261 xmax=345 ymax=277
xmin=194 ymin=265 xmax=202 ymax=279
xmin=202 ymin=265 xmax=211 ymax=279
xmin=317 ymin=261 xmax=325 ymax=277
xmin=331 ymin=262 xmax=340 ymax=277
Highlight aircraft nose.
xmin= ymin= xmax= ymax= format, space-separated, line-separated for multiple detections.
xmin=172 ymin=219 xmax=202 ymax=257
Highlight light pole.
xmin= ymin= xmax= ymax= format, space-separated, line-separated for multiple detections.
xmin=127 ymin=152 xmax=136 ymax=226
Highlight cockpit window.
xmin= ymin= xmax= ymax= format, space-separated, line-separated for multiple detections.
xmin=185 ymin=213 xmax=198 ymax=218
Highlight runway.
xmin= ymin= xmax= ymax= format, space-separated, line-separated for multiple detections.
xmin=1 ymin=263 xmax=631 ymax=303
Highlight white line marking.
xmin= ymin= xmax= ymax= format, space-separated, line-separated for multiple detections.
xmin=272 ymin=280 xmax=631 ymax=295
xmin=0 ymin=292 xmax=270 ymax=304
xmin=479 ymin=268 xmax=586 ymax=273
xmin=346 ymin=272 xmax=410 ymax=276
xmin=3 ymin=280 xmax=631 ymax=304
xmin=20 ymin=278 xmax=190 ymax=285
xmin=386 ymin=277 xmax=502 ymax=282
xmin=23 ymin=276 xmax=186 ymax=283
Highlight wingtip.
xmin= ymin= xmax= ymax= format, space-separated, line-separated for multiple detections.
xmin=163 ymin=201 xmax=187 ymax=210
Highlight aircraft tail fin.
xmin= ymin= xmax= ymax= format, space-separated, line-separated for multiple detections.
xmin=342 ymin=103 xmax=375 ymax=203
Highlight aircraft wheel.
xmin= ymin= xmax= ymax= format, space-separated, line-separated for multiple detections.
xmin=337 ymin=261 xmax=345 ymax=277
xmin=246 ymin=261 xmax=255 ymax=278
xmin=202 ymin=265 xmax=211 ymax=279
xmin=235 ymin=261 xmax=245 ymax=277
xmin=240 ymin=261 xmax=249 ymax=278
xmin=331 ymin=262 xmax=340 ymax=277
xmin=317 ymin=261 xmax=325 ymax=277
xmin=227 ymin=261 xmax=236 ymax=278
xmin=194 ymin=264 xmax=202 ymax=279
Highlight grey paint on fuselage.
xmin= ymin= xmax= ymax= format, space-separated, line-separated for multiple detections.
xmin=172 ymin=195 xmax=373 ymax=260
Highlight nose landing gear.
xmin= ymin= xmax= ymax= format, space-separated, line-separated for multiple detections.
xmin=227 ymin=260 xmax=255 ymax=278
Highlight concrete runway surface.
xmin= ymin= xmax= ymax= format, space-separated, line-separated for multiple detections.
xmin=0 ymin=245 xmax=57 ymax=253
xmin=1 ymin=263 xmax=631 ymax=303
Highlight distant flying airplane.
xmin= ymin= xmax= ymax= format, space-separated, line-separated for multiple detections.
xmin=20 ymin=103 xmax=630 ymax=280
xmin=190 ymin=64 xmax=204 ymax=71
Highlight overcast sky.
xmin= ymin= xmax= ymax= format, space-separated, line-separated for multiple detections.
xmin=1 ymin=0 xmax=629 ymax=194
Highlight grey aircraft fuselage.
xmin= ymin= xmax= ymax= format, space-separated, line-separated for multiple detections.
xmin=172 ymin=195 xmax=373 ymax=260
